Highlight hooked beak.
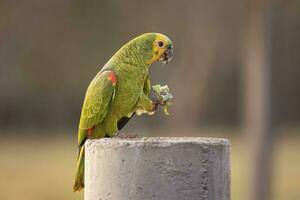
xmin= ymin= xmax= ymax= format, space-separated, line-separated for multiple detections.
xmin=159 ymin=47 xmax=173 ymax=65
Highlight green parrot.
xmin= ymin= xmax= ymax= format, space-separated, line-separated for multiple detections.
xmin=73 ymin=33 xmax=174 ymax=192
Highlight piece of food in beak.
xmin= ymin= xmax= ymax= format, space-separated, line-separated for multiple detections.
xmin=160 ymin=48 xmax=173 ymax=65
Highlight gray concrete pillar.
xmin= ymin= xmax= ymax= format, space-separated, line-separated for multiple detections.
xmin=85 ymin=137 xmax=230 ymax=200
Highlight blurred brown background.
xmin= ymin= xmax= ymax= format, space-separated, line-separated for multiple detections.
xmin=0 ymin=0 xmax=299 ymax=200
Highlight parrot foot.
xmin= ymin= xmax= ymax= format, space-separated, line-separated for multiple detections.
xmin=114 ymin=131 xmax=139 ymax=139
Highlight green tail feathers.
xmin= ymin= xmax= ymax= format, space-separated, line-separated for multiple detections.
xmin=73 ymin=146 xmax=85 ymax=192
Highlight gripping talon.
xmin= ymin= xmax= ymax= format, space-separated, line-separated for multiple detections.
xmin=114 ymin=131 xmax=139 ymax=139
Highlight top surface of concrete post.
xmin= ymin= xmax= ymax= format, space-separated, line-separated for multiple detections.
xmin=85 ymin=137 xmax=230 ymax=200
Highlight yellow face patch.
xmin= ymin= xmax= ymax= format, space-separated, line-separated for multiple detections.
xmin=146 ymin=34 xmax=170 ymax=65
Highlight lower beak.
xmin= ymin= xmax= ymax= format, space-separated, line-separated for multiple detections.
xmin=160 ymin=48 xmax=173 ymax=65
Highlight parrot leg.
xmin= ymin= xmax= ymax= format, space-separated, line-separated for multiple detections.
xmin=136 ymin=93 xmax=158 ymax=114
xmin=114 ymin=131 xmax=139 ymax=139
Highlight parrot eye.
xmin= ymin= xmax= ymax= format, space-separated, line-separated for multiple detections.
xmin=157 ymin=41 xmax=164 ymax=48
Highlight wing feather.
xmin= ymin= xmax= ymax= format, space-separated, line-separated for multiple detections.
xmin=77 ymin=70 xmax=116 ymax=146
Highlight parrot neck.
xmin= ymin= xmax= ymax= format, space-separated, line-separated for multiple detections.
xmin=112 ymin=41 xmax=151 ymax=70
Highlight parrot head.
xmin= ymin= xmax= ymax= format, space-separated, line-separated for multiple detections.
xmin=149 ymin=33 xmax=173 ymax=65
xmin=125 ymin=33 xmax=174 ymax=66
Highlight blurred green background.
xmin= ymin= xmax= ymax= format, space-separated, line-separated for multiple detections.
xmin=0 ymin=0 xmax=299 ymax=200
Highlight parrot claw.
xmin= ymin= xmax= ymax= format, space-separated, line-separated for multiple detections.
xmin=114 ymin=131 xmax=139 ymax=139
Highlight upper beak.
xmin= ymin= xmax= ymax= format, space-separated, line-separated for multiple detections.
xmin=160 ymin=47 xmax=173 ymax=65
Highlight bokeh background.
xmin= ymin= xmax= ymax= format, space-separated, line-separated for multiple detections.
xmin=1 ymin=0 xmax=299 ymax=200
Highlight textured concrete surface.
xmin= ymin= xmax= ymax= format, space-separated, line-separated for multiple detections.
xmin=85 ymin=137 xmax=230 ymax=200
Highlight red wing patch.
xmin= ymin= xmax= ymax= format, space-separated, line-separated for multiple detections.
xmin=107 ymin=71 xmax=117 ymax=86
xmin=86 ymin=126 xmax=95 ymax=137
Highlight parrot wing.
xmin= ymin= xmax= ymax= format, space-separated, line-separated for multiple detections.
xmin=78 ymin=70 xmax=117 ymax=146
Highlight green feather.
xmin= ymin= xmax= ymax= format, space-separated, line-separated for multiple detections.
xmin=73 ymin=33 xmax=173 ymax=192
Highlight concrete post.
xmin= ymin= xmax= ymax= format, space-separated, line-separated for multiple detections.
xmin=85 ymin=137 xmax=230 ymax=200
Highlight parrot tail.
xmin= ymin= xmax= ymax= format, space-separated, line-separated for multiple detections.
xmin=73 ymin=145 xmax=85 ymax=192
